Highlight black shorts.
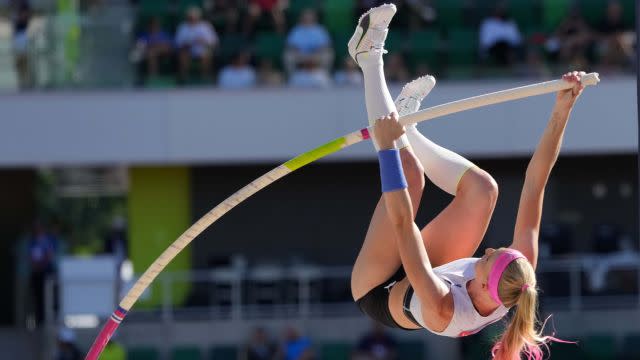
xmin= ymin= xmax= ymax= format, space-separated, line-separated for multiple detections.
xmin=355 ymin=267 xmax=419 ymax=330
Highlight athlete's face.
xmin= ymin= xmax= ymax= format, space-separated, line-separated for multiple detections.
xmin=475 ymin=247 xmax=504 ymax=285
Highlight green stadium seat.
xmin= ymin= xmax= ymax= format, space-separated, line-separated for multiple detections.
xmin=255 ymin=32 xmax=286 ymax=64
xmin=435 ymin=0 xmax=466 ymax=29
xmin=138 ymin=0 xmax=172 ymax=17
xmin=386 ymin=30 xmax=408 ymax=54
xmin=581 ymin=0 xmax=609 ymax=27
xmin=583 ymin=334 xmax=617 ymax=360
xmin=324 ymin=0 xmax=354 ymax=34
xmin=447 ymin=29 xmax=477 ymax=66
xmin=218 ymin=33 xmax=249 ymax=63
xmin=147 ymin=75 xmax=177 ymax=88
xmin=507 ymin=0 xmax=539 ymax=33
xmin=332 ymin=32 xmax=352 ymax=63
xmin=622 ymin=333 xmax=640 ymax=360
xmin=171 ymin=346 xmax=202 ymax=360
xmin=542 ymin=0 xmax=572 ymax=31
xmin=548 ymin=341 xmax=585 ymax=360
xmin=407 ymin=30 xmax=440 ymax=65
xmin=620 ymin=0 xmax=636 ymax=27
xmin=397 ymin=341 xmax=425 ymax=359
xmin=210 ymin=345 xmax=238 ymax=360
xmin=128 ymin=346 xmax=160 ymax=360
xmin=320 ymin=342 xmax=351 ymax=360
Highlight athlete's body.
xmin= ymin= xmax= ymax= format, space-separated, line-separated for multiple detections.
xmin=348 ymin=4 xmax=584 ymax=359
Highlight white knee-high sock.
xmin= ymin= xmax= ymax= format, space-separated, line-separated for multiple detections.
xmin=359 ymin=53 xmax=410 ymax=149
xmin=405 ymin=125 xmax=474 ymax=196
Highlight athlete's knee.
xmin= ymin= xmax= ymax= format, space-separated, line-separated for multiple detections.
xmin=460 ymin=167 xmax=499 ymax=205
xmin=400 ymin=148 xmax=425 ymax=190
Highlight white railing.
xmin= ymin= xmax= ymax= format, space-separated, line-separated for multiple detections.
xmin=40 ymin=254 xmax=640 ymax=330
xmin=117 ymin=255 xmax=640 ymax=324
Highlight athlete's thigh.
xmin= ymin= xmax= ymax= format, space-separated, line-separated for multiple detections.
xmin=351 ymin=198 xmax=402 ymax=300
xmin=351 ymin=150 xmax=425 ymax=300
xmin=420 ymin=170 xmax=497 ymax=268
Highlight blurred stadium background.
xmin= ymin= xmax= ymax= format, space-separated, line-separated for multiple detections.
xmin=0 ymin=0 xmax=638 ymax=359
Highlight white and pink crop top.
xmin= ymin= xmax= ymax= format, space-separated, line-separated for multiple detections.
xmin=407 ymin=258 xmax=509 ymax=338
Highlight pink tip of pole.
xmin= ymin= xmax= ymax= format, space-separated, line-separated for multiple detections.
xmin=85 ymin=309 xmax=127 ymax=360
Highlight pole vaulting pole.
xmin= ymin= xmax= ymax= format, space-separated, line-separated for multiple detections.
xmin=85 ymin=73 xmax=599 ymax=360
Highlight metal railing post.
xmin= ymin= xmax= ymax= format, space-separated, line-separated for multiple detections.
xmin=162 ymin=273 xmax=173 ymax=324
xmin=231 ymin=275 xmax=243 ymax=321
xmin=569 ymin=260 xmax=581 ymax=313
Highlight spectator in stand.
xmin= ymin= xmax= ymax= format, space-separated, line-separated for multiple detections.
xmin=257 ymin=58 xmax=285 ymax=86
xmin=289 ymin=59 xmax=331 ymax=88
xmin=384 ymin=53 xmax=410 ymax=84
xmin=54 ymin=327 xmax=82 ymax=360
xmin=176 ymin=6 xmax=218 ymax=83
xmin=28 ymin=221 xmax=56 ymax=325
xmin=479 ymin=4 xmax=523 ymax=66
xmin=12 ymin=1 xmax=32 ymax=90
xmin=354 ymin=322 xmax=398 ymax=360
xmin=284 ymin=9 xmax=333 ymax=75
xmin=133 ymin=17 xmax=173 ymax=84
xmin=596 ymin=0 xmax=634 ymax=70
xmin=242 ymin=327 xmax=278 ymax=360
xmin=245 ymin=0 xmax=287 ymax=35
xmin=334 ymin=56 xmax=363 ymax=86
xmin=549 ymin=7 xmax=593 ymax=66
xmin=280 ymin=326 xmax=315 ymax=360
xmin=218 ymin=50 xmax=257 ymax=89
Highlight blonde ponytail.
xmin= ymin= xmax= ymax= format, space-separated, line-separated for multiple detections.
xmin=491 ymin=259 xmax=565 ymax=360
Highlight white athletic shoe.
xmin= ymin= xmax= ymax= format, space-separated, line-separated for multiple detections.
xmin=395 ymin=75 xmax=437 ymax=117
xmin=348 ymin=4 xmax=397 ymax=65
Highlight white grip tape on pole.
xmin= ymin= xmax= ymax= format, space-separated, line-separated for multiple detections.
xmin=400 ymin=72 xmax=600 ymax=127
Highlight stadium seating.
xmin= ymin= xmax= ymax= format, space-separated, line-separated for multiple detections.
xmin=583 ymin=334 xmax=617 ymax=360
xmin=324 ymin=0 xmax=353 ymax=34
xmin=548 ymin=341 xmax=586 ymax=359
xmin=435 ymin=0 xmax=466 ymax=29
xmin=542 ymin=0 xmax=572 ymax=31
xmin=171 ymin=346 xmax=203 ymax=360
xmin=407 ymin=30 xmax=441 ymax=67
xmin=621 ymin=333 xmax=640 ymax=360
xmin=447 ymin=29 xmax=478 ymax=66
xmin=397 ymin=340 xmax=425 ymax=359
xmin=127 ymin=346 xmax=160 ymax=360
xmin=320 ymin=342 xmax=351 ymax=360
xmin=255 ymin=32 xmax=286 ymax=65
xmin=507 ymin=0 xmax=539 ymax=32
xmin=138 ymin=0 xmax=172 ymax=17
xmin=210 ymin=345 xmax=238 ymax=360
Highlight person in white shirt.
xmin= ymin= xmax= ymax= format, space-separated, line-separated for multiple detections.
xmin=283 ymin=9 xmax=333 ymax=75
xmin=176 ymin=6 xmax=218 ymax=82
xmin=218 ymin=51 xmax=257 ymax=89
xmin=479 ymin=5 xmax=522 ymax=66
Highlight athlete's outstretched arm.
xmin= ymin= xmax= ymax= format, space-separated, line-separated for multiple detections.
xmin=511 ymin=72 xmax=585 ymax=269
xmin=373 ymin=115 xmax=450 ymax=314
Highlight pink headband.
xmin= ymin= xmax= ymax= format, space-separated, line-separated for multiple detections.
xmin=487 ymin=248 xmax=526 ymax=305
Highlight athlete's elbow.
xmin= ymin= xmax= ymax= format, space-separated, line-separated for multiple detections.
xmin=388 ymin=205 xmax=413 ymax=229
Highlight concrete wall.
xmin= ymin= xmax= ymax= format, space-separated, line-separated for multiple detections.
xmin=0 ymin=76 xmax=635 ymax=167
